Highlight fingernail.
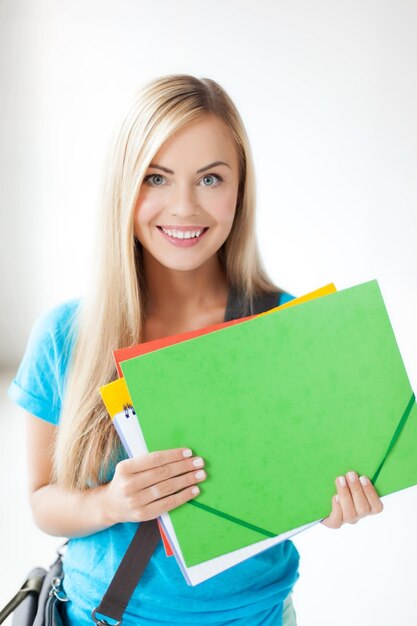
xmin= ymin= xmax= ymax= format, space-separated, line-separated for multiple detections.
xmin=348 ymin=471 xmax=357 ymax=483
xmin=183 ymin=449 xmax=192 ymax=458
xmin=359 ymin=476 xmax=369 ymax=486
xmin=338 ymin=476 xmax=346 ymax=487
xmin=195 ymin=470 xmax=205 ymax=480
xmin=335 ymin=495 xmax=340 ymax=503
xmin=193 ymin=457 xmax=204 ymax=468
xmin=191 ymin=486 xmax=200 ymax=495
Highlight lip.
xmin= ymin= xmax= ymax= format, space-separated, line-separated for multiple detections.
xmin=157 ymin=225 xmax=208 ymax=232
xmin=157 ymin=225 xmax=209 ymax=247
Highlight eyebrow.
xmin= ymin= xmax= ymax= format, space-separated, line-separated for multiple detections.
xmin=147 ymin=161 xmax=231 ymax=174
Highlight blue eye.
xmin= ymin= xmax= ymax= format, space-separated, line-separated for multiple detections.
xmin=144 ymin=174 xmax=166 ymax=186
xmin=143 ymin=173 xmax=223 ymax=187
xmin=201 ymin=174 xmax=223 ymax=187
xmin=200 ymin=174 xmax=223 ymax=187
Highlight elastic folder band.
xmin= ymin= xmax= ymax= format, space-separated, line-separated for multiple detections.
xmin=188 ymin=392 xmax=416 ymax=538
xmin=371 ymin=392 xmax=416 ymax=485
xmin=188 ymin=500 xmax=276 ymax=537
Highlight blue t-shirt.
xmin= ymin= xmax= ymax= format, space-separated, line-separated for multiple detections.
xmin=7 ymin=293 xmax=300 ymax=626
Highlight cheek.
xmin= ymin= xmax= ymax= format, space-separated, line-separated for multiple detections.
xmin=207 ymin=190 xmax=238 ymax=225
xmin=133 ymin=199 xmax=158 ymax=235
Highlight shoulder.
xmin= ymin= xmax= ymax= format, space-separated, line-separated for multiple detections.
xmin=7 ymin=298 xmax=82 ymax=425
xmin=31 ymin=298 xmax=81 ymax=343
xmin=22 ymin=298 xmax=82 ymax=376
xmin=17 ymin=298 xmax=82 ymax=369
xmin=279 ymin=292 xmax=296 ymax=305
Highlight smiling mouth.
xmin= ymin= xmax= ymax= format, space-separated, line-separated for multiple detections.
xmin=156 ymin=226 xmax=209 ymax=240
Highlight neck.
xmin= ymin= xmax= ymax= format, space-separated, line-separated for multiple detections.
xmin=142 ymin=249 xmax=229 ymax=321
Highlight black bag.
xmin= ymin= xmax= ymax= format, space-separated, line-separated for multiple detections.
xmin=0 ymin=544 xmax=68 ymax=626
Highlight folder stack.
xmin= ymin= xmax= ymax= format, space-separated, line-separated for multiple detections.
xmin=99 ymin=279 xmax=416 ymax=585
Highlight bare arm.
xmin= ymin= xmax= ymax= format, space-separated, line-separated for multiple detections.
xmin=26 ymin=413 xmax=206 ymax=538
xmin=26 ymin=413 xmax=114 ymax=537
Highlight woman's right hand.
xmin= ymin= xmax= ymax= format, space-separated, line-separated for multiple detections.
xmin=103 ymin=448 xmax=207 ymax=524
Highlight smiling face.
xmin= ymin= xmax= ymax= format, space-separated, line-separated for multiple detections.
xmin=133 ymin=115 xmax=240 ymax=273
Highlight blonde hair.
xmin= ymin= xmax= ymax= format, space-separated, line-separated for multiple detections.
xmin=53 ymin=74 xmax=283 ymax=490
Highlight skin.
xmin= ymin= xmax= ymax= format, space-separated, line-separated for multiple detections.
xmin=27 ymin=114 xmax=383 ymax=538
xmin=134 ymin=114 xmax=240 ymax=335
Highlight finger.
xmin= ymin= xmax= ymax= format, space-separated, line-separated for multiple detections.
xmin=141 ymin=468 xmax=207 ymax=506
xmin=357 ymin=475 xmax=384 ymax=515
xmin=137 ymin=455 xmax=205 ymax=490
xmin=346 ymin=471 xmax=372 ymax=518
xmin=118 ymin=448 xmax=194 ymax=474
xmin=141 ymin=484 xmax=201 ymax=520
xmin=336 ymin=475 xmax=358 ymax=523
xmin=321 ymin=495 xmax=343 ymax=529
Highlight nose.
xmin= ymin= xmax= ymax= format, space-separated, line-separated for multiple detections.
xmin=169 ymin=183 xmax=198 ymax=217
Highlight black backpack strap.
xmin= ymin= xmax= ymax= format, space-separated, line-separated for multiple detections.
xmin=224 ymin=286 xmax=282 ymax=322
xmin=92 ymin=520 xmax=160 ymax=625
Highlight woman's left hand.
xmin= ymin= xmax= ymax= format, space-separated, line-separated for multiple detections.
xmin=321 ymin=471 xmax=384 ymax=529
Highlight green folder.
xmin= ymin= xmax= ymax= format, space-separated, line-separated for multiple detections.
xmin=120 ymin=279 xmax=417 ymax=567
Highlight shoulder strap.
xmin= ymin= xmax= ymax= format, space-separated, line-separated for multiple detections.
xmin=0 ymin=571 xmax=45 ymax=624
xmin=92 ymin=519 xmax=160 ymax=625
xmin=92 ymin=287 xmax=282 ymax=625
xmin=224 ymin=286 xmax=281 ymax=322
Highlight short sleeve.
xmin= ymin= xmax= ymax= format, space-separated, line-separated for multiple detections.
xmin=279 ymin=292 xmax=296 ymax=305
xmin=7 ymin=299 xmax=81 ymax=425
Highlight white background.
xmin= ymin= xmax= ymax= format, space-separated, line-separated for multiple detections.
xmin=0 ymin=1 xmax=416 ymax=624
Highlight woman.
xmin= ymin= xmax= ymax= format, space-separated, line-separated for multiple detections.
xmin=8 ymin=74 xmax=383 ymax=625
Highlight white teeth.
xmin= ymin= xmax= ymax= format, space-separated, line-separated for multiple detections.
xmin=161 ymin=227 xmax=204 ymax=239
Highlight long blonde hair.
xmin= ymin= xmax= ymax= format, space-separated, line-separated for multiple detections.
xmin=53 ymin=74 xmax=283 ymax=490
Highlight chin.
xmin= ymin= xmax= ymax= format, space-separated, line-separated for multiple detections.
xmin=157 ymin=256 xmax=211 ymax=272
